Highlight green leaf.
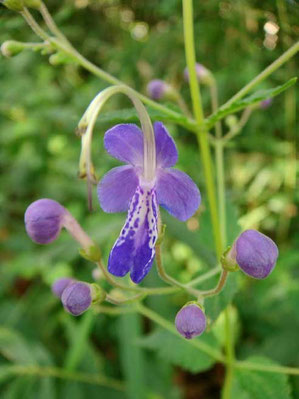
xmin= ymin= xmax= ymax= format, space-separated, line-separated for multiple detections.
xmin=0 ymin=328 xmax=36 ymax=365
xmin=206 ymin=78 xmax=297 ymax=127
xmin=234 ymin=356 xmax=292 ymax=399
xmin=138 ymin=329 xmax=219 ymax=373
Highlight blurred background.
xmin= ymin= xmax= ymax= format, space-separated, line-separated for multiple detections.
xmin=0 ymin=0 xmax=298 ymax=398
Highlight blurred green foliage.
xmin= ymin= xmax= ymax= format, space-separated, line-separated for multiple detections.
xmin=0 ymin=0 xmax=298 ymax=398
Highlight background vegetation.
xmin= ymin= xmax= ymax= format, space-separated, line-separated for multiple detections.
xmin=0 ymin=0 xmax=298 ymax=398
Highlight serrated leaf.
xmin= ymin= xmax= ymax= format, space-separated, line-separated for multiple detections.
xmin=207 ymin=78 xmax=297 ymax=127
xmin=138 ymin=329 xmax=219 ymax=373
xmin=235 ymin=356 xmax=292 ymax=399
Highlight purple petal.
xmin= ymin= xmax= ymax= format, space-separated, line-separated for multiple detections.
xmin=154 ymin=122 xmax=178 ymax=168
xmin=97 ymin=165 xmax=139 ymax=213
xmin=108 ymin=185 xmax=158 ymax=284
xmin=156 ymin=168 xmax=201 ymax=221
xmin=52 ymin=278 xmax=74 ymax=298
xmin=104 ymin=124 xmax=143 ymax=166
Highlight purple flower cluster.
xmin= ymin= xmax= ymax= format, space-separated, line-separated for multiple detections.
xmin=52 ymin=278 xmax=92 ymax=316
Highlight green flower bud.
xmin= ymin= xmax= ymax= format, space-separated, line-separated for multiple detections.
xmin=1 ymin=40 xmax=26 ymax=57
xmin=49 ymin=51 xmax=77 ymax=66
xmin=1 ymin=0 xmax=24 ymax=11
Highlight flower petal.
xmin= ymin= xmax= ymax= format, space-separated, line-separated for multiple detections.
xmin=108 ymin=185 xmax=158 ymax=283
xmin=154 ymin=122 xmax=178 ymax=168
xmin=104 ymin=124 xmax=143 ymax=166
xmin=156 ymin=168 xmax=201 ymax=221
xmin=97 ymin=165 xmax=139 ymax=213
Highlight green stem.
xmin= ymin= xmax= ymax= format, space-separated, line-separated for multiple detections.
xmin=183 ymin=0 xmax=222 ymax=259
xmin=219 ymin=41 xmax=299 ymax=109
xmin=222 ymin=107 xmax=253 ymax=144
xmin=235 ymin=361 xmax=299 ymax=376
xmin=199 ymin=270 xmax=228 ymax=298
xmin=136 ymin=303 xmax=225 ymax=362
xmin=4 ymin=364 xmax=125 ymax=390
xmin=39 ymin=2 xmax=71 ymax=46
xmin=222 ymin=306 xmax=235 ymax=399
xmin=186 ymin=266 xmax=221 ymax=287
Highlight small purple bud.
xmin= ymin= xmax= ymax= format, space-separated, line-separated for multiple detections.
xmin=175 ymin=304 xmax=206 ymax=340
xmin=260 ymin=98 xmax=273 ymax=109
xmin=61 ymin=282 xmax=92 ymax=316
xmin=52 ymin=278 xmax=74 ymax=298
xmin=147 ymin=79 xmax=169 ymax=100
xmin=25 ymin=199 xmax=67 ymax=244
xmin=184 ymin=63 xmax=211 ymax=84
xmin=232 ymin=229 xmax=278 ymax=279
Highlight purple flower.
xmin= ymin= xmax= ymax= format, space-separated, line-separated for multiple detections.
xmin=97 ymin=122 xmax=201 ymax=284
xmin=61 ymin=281 xmax=92 ymax=316
xmin=25 ymin=199 xmax=67 ymax=244
xmin=230 ymin=229 xmax=278 ymax=279
xmin=175 ymin=304 xmax=206 ymax=339
xmin=184 ymin=63 xmax=212 ymax=84
xmin=52 ymin=278 xmax=74 ymax=298
xmin=260 ymin=98 xmax=273 ymax=109
xmin=147 ymin=80 xmax=169 ymax=100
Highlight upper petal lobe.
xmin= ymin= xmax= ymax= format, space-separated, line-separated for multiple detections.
xmin=97 ymin=165 xmax=139 ymax=213
xmin=156 ymin=168 xmax=201 ymax=221
xmin=104 ymin=124 xmax=143 ymax=166
xmin=154 ymin=122 xmax=178 ymax=168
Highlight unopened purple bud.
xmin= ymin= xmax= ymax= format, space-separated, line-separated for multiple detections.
xmin=147 ymin=79 xmax=169 ymax=100
xmin=61 ymin=282 xmax=92 ymax=316
xmin=184 ymin=63 xmax=211 ymax=84
xmin=25 ymin=199 xmax=67 ymax=244
xmin=232 ymin=229 xmax=278 ymax=279
xmin=175 ymin=304 xmax=206 ymax=339
xmin=260 ymin=98 xmax=273 ymax=109
xmin=52 ymin=278 xmax=74 ymax=298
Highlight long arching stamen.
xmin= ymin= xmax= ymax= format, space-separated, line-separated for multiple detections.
xmin=78 ymin=85 xmax=156 ymax=192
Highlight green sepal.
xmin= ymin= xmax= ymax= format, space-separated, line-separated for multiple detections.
xmin=183 ymin=300 xmax=205 ymax=312
xmin=79 ymin=245 xmax=102 ymax=262
xmin=221 ymin=246 xmax=240 ymax=272
xmin=90 ymin=283 xmax=106 ymax=304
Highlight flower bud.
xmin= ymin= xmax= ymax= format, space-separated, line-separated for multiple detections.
xmin=147 ymin=79 xmax=171 ymax=100
xmin=260 ymin=98 xmax=273 ymax=109
xmin=61 ymin=282 xmax=92 ymax=316
xmin=0 ymin=0 xmax=24 ymax=11
xmin=23 ymin=0 xmax=41 ymax=8
xmin=184 ymin=63 xmax=213 ymax=85
xmin=175 ymin=303 xmax=206 ymax=339
xmin=52 ymin=278 xmax=74 ymax=298
xmin=25 ymin=199 xmax=67 ymax=244
xmin=1 ymin=40 xmax=26 ymax=58
xmin=228 ymin=229 xmax=278 ymax=279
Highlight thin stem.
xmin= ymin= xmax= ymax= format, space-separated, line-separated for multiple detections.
xmin=21 ymin=8 xmax=51 ymax=42
xmin=155 ymin=243 xmax=200 ymax=298
xmin=222 ymin=306 xmax=235 ymax=399
xmin=219 ymin=41 xmax=299 ymax=110
xmin=186 ymin=266 xmax=221 ymax=287
xmin=106 ymin=292 xmax=145 ymax=305
xmin=136 ymin=303 xmax=225 ymax=362
xmin=235 ymin=361 xmax=299 ymax=376
xmin=94 ymin=305 xmax=136 ymax=315
xmin=39 ymin=2 xmax=71 ymax=46
xmin=4 ymin=365 xmax=125 ymax=391
xmin=222 ymin=107 xmax=253 ymax=143
xmin=199 ymin=270 xmax=228 ymax=298
xmin=210 ymin=81 xmax=226 ymax=244
xmin=183 ymin=0 xmax=222 ymax=259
